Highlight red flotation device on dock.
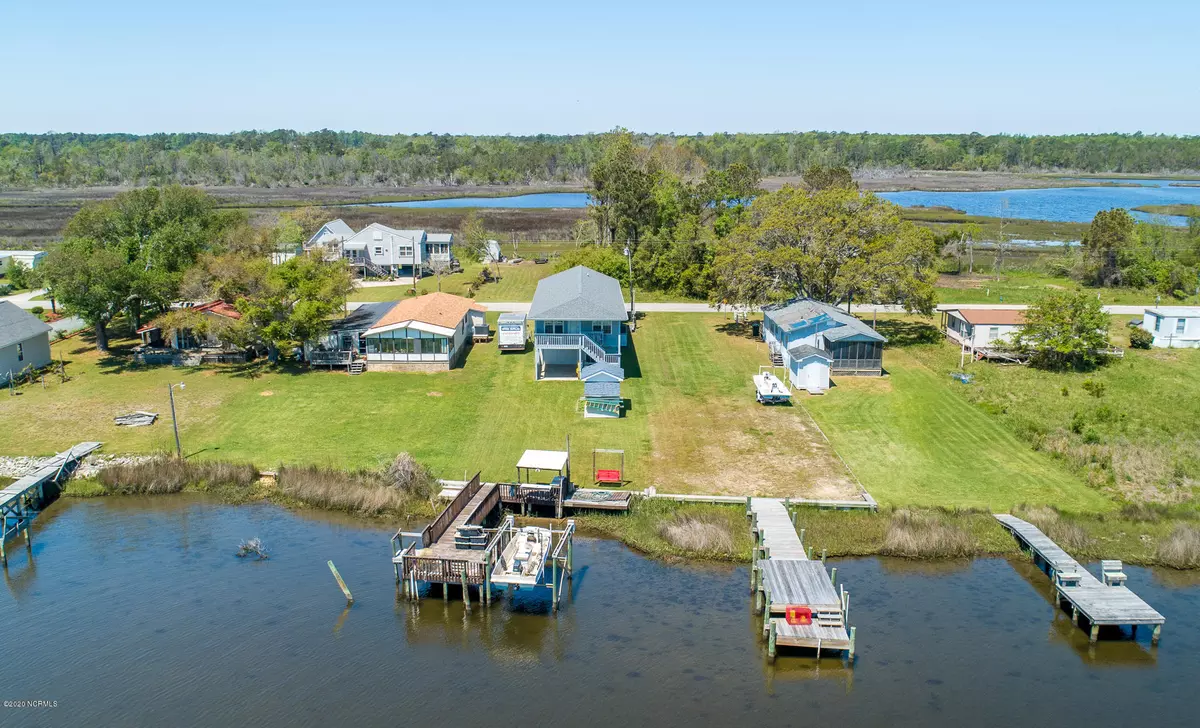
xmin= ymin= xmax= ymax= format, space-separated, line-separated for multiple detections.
xmin=785 ymin=605 xmax=813 ymax=625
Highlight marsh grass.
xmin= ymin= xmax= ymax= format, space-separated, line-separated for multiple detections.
xmin=60 ymin=477 xmax=107 ymax=498
xmin=657 ymin=513 xmax=735 ymax=555
xmin=277 ymin=464 xmax=432 ymax=518
xmin=1014 ymin=504 xmax=1093 ymax=553
xmin=880 ymin=508 xmax=978 ymax=558
xmin=1157 ymin=525 xmax=1200 ymax=569
xmin=98 ymin=457 xmax=257 ymax=497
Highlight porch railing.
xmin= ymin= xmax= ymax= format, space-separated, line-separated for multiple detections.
xmin=534 ymin=334 xmax=620 ymax=364
xmin=309 ymin=351 xmax=353 ymax=365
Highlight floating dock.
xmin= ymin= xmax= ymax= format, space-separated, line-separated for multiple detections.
xmin=1 ymin=442 xmax=101 ymax=564
xmin=995 ymin=514 xmax=1165 ymax=643
xmin=748 ymin=498 xmax=854 ymax=661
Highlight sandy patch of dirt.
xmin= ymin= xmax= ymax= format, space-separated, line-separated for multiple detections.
xmin=260 ymin=390 xmax=273 ymax=397
xmin=648 ymin=398 xmax=861 ymax=500
xmin=936 ymin=274 xmax=993 ymax=290
xmin=426 ymin=391 xmax=444 ymax=397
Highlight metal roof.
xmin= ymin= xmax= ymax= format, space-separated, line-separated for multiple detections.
xmin=334 ymin=302 xmax=395 ymax=331
xmin=0 ymin=301 xmax=52 ymax=349
xmin=584 ymin=380 xmax=622 ymax=398
xmin=763 ymin=298 xmax=886 ymax=343
xmin=1147 ymin=306 xmax=1200 ymax=318
xmin=786 ymin=343 xmax=833 ymax=361
xmin=498 ymin=312 xmax=527 ymax=323
xmin=581 ymin=362 xmax=624 ymax=381
xmin=528 ymin=266 xmax=627 ymax=321
xmin=516 ymin=450 xmax=569 ymax=471
xmin=426 ymin=233 xmax=453 ymax=243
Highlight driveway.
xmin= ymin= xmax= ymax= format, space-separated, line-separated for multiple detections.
xmin=0 ymin=289 xmax=48 ymax=309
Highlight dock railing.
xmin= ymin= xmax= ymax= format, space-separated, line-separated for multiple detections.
xmin=421 ymin=471 xmax=482 ymax=547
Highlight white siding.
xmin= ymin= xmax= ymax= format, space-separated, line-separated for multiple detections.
xmin=1144 ymin=310 xmax=1200 ymax=348
xmin=0 ymin=332 xmax=52 ymax=381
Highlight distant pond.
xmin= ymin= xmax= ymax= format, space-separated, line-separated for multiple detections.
xmin=368 ymin=192 xmax=591 ymax=209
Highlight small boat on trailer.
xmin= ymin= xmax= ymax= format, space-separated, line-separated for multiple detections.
xmin=753 ymin=367 xmax=791 ymax=405
xmin=490 ymin=526 xmax=553 ymax=587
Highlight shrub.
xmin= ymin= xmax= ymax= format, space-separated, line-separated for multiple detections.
xmin=98 ymin=457 xmax=257 ymax=494
xmin=1082 ymin=427 xmax=1101 ymax=444
xmin=657 ymin=514 xmax=735 ymax=555
xmin=880 ymin=509 xmax=976 ymax=558
xmin=385 ymin=452 xmax=435 ymax=499
xmin=0 ymin=284 xmax=12 ymax=296
xmin=1156 ymin=525 xmax=1200 ymax=569
xmin=30 ymin=305 xmax=44 ymax=315
xmin=1129 ymin=326 xmax=1153 ymax=349
xmin=1081 ymin=379 xmax=1106 ymax=398
xmin=1070 ymin=411 xmax=1087 ymax=434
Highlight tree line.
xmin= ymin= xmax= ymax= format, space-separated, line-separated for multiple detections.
xmin=4 ymin=130 xmax=1200 ymax=188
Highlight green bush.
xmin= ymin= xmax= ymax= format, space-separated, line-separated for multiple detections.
xmin=1129 ymin=326 xmax=1153 ymax=349
xmin=1081 ymin=379 xmax=1106 ymax=398
xmin=30 ymin=305 xmax=44 ymax=315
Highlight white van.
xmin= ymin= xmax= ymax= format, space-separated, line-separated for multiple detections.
xmin=497 ymin=312 xmax=528 ymax=352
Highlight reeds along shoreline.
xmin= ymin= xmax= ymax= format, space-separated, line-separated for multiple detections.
xmin=64 ymin=459 xmax=1200 ymax=569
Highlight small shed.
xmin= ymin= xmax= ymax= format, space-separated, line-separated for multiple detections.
xmin=581 ymin=362 xmax=624 ymax=418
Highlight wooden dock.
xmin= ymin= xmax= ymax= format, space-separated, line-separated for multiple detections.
xmin=1 ymin=442 xmax=102 ymax=565
xmin=995 ymin=514 xmax=1165 ymax=643
xmin=393 ymin=472 xmax=577 ymax=611
xmin=748 ymin=498 xmax=854 ymax=661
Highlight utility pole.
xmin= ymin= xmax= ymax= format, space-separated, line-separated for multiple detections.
xmin=168 ymin=382 xmax=185 ymax=458
xmin=624 ymin=240 xmax=636 ymax=332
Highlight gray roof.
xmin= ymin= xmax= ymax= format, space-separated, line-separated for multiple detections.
xmin=528 ymin=266 xmax=627 ymax=321
xmin=786 ymin=343 xmax=832 ymax=361
xmin=584 ymin=380 xmax=621 ymax=398
xmin=333 ymin=302 xmax=395 ymax=332
xmin=0 ymin=301 xmax=52 ymax=349
xmin=763 ymin=298 xmax=886 ymax=343
xmin=581 ymin=362 xmax=624 ymax=381
xmin=498 ymin=312 xmax=527 ymax=323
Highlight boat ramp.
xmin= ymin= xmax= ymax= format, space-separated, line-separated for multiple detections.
xmin=1 ymin=442 xmax=101 ymax=565
xmin=748 ymin=497 xmax=855 ymax=661
xmin=995 ymin=514 xmax=1165 ymax=643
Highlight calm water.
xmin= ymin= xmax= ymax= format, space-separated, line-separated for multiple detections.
xmin=878 ymin=181 xmax=1200 ymax=226
xmin=2 ymin=497 xmax=1198 ymax=727
xmin=369 ymin=192 xmax=592 ymax=209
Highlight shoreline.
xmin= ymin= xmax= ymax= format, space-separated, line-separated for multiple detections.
xmin=55 ymin=479 xmax=1200 ymax=570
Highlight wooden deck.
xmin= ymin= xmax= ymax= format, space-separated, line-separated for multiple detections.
xmin=749 ymin=497 xmax=854 ymax=660
xmin=995 ymin=514 xmax=1165 ymax=642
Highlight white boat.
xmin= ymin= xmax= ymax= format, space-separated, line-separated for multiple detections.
xmin=753 ymin=369 xmax=792 ymax=404
xmin=490 ymin=526 xmax=552 ymax=586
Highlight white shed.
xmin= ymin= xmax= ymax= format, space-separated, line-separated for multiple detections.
xmin=1142 ymin=307 xmax=1200 ymax=348
xmin=0 ymin=250 xmax=47 ymax=271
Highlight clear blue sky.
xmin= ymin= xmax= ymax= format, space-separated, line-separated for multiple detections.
xmin=4 ymin=0 xmax=1197 ymax=136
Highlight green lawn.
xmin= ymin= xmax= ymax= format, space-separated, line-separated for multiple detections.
xmin=902 ymin=318 xmax=1200 ymax=506
xmin=803 ymin=345 xmax=1110 ymax=512
xmin=3 ymin=313 xmax=1120 ymax=511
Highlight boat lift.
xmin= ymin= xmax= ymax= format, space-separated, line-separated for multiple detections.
xmin=487 ymin=515 xmax=577 ymax=611
xmin=753 ymin=366 xmax=791 ymax=405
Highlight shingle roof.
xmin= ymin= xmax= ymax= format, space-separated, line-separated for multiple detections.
xmin=309 ymin=219 xmax=354 ymax=243
xmin=786 ymin=343 xmax=832 ymax=361
xmin=426 ymin=233 xmax=453 ymax=243
xmin=763 ymin=298 xmax=886 ymax=343
xmin=528 ymin=266 xmax=627 ymax=321
xmin=0 ymin=301 xmax=52 ymax=349
xmin=367 ymin=292 xmax=484 ymax=333
xmin=584 ymin=380 xmax=622 ymax=398
xmin=581 ymin=362 xmax=624 ymax=381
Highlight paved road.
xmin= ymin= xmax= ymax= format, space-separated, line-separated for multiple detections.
xmin=0 ymin=289 xmax=48 ymax=309
xmin=347 ymin=300 xmax=1152 ymax=315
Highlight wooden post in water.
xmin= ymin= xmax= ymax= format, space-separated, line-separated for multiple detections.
xmin=1152 ymin=624 xmax=1162 ymax=645
xmin=821 ymin=548 xmax=827 ymax=565
xmin=830 ymin=567 xmax=837 ymax=586
xmin=762 ymin=587 xmax=772 ymax=632
xmin=798 ymin=528 xmax=805 ymax=547
xmin=461 ymin=570 xmax=471 ymax=612
xmin=1089 ymin=623 xmax=1099 ymax=643
xmin=327 ymin=561 xmax=353 ymax=604
xmin=484 ymin=551 xmax=492 ymax=606
xmin=843 ymin=591 xmax=850 ymax=624
xmin=552 ymin=555 xmax=559 ymax=613
xmin=767 ymin=621 xmax=777 ymax=663
xmin=807 ymin=545 xmax=813 ymax=560
xmin=567 ymin=536 xmax=574 ymax=578
xmin=849 ymin=626 xmax=856 ymax=659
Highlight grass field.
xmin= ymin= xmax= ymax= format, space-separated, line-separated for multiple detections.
xmin=901 ymin=317 xmax=1200 ymax=506
xmin=933 ymin=270 xmax=1197 ymax=306
xmin=1 ymin=312 xmax=1117 ymax=511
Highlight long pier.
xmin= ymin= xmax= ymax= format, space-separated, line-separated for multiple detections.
xmin=748 ymin=498 xmax=854 ymax=661
xmin=995 ymin=514 xmax=1165 ymax=643
xmin=1 ymin=442 xmax=101 ymax=564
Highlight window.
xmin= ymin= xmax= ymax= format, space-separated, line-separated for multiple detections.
xmin=1154 ymin=315 xmax=1161 ymax=332
xmin=340 ymin=333 xmax=354 ymax=351
xmin=544 ymin=320 xmax=565 ymax=334
xmin=374 ymin=246 xmax=383 ymax=255
xmin=16 ymin=343 xmax=23 ymax=362
xmin=399 ymin=246 xmax=413 ymax=257
xmin=988 ymin=326 xmax=1000 ymax=341
xmin=592 ymin=322 xmax=612 ymax=335
xmin=1176 ymin=319 xmax=1186 ymax=335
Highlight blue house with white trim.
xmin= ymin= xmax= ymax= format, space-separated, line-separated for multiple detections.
xmin=528 ymin=266 xmax=628 ymax=380
xmin=761 ymin=299 xmax=886 ymax=393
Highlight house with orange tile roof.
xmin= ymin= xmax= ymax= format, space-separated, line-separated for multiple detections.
xmin=308 ymin=292 xmax=486 ymax=372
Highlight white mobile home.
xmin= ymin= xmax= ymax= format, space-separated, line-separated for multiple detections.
xmin=0 ymin=301 xmax=52 ymax=382
xmin=1141 ymin=307 xmax=1200 ymax=348
xmin=0 ymin=250 xmax=47 ymax=271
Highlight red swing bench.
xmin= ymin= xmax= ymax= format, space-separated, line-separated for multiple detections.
xmin=592 ymin=449 xmax=625 ymax=486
